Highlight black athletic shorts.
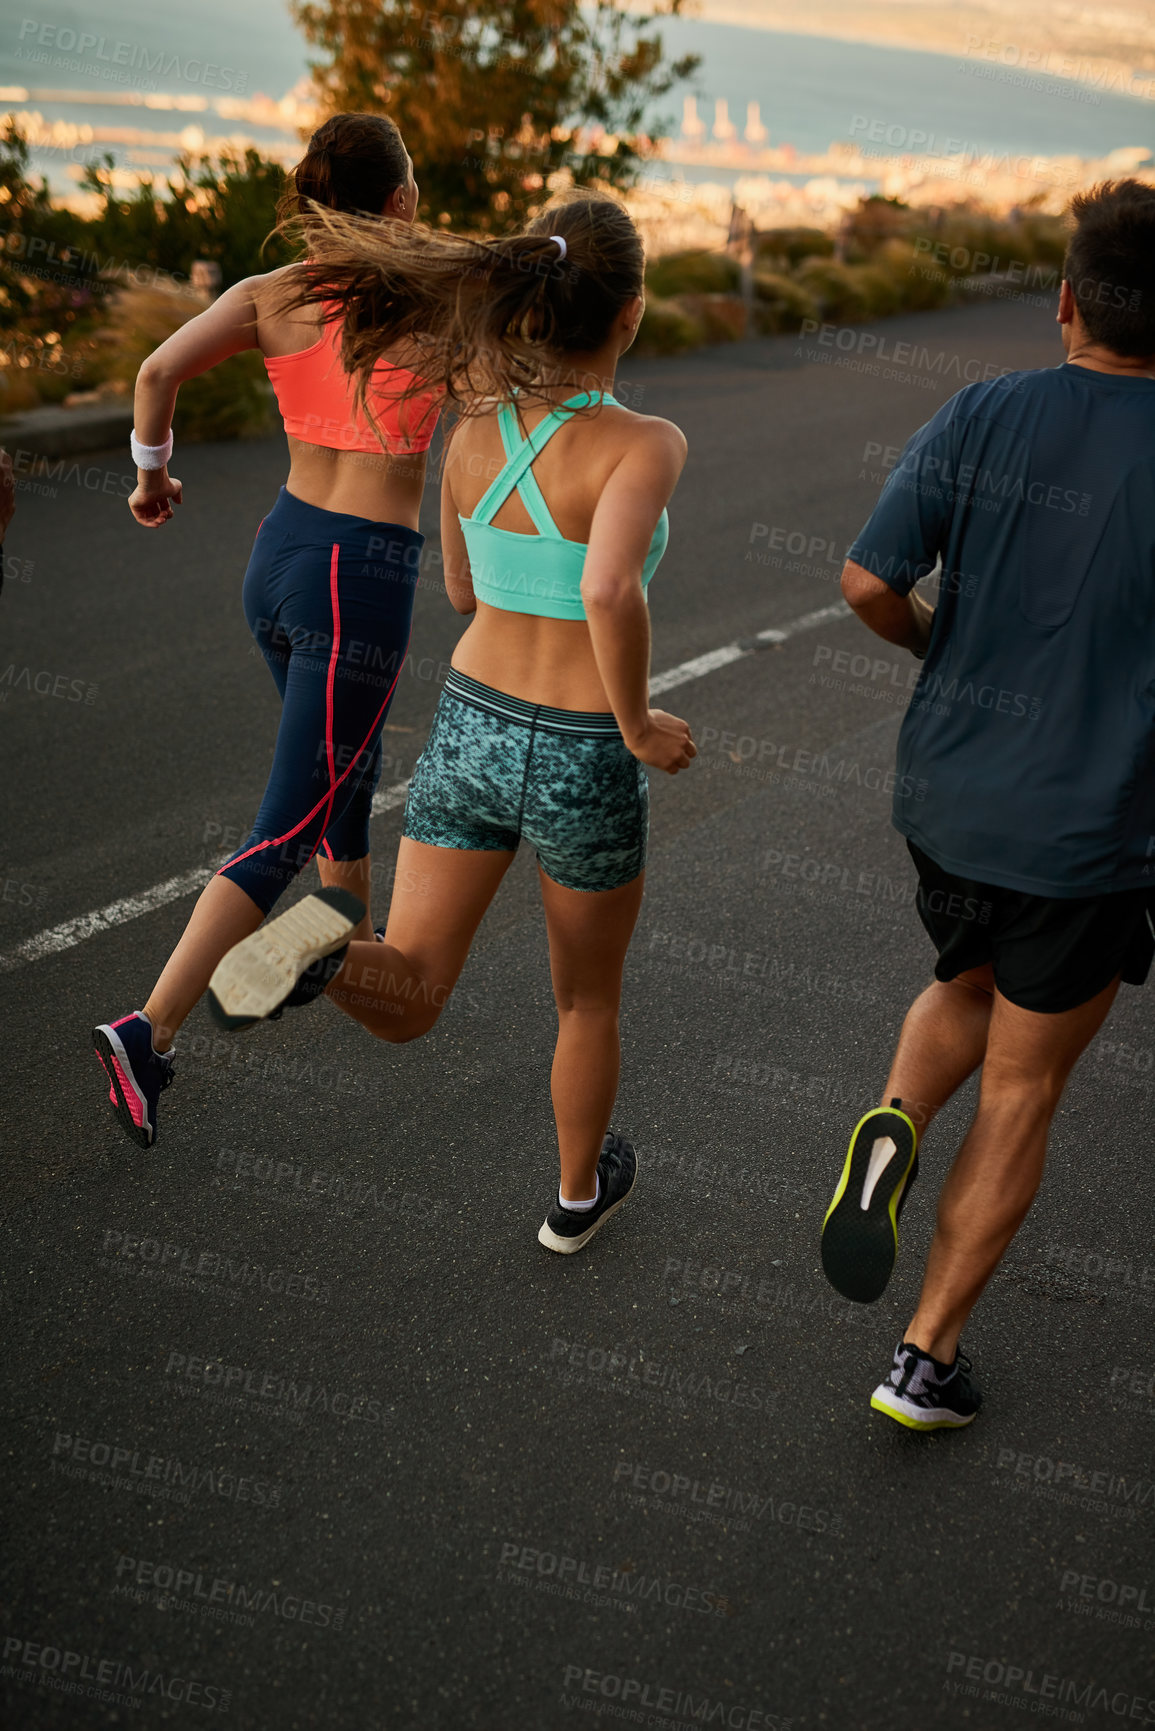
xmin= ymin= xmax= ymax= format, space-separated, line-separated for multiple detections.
xmin=907 ymin=841 xmax=1155 ymax=1014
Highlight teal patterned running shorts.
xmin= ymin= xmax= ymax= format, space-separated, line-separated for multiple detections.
xmin=402 ymin=668 xmax=648 ymax=892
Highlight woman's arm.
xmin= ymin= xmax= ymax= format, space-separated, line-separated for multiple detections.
xmin=580 ymin=419 xmax=695 ymax=775
xmin=439 ymin=425 xmax=477 ymax=614
xmin=129 ymin=274 xmax=263 ymax=527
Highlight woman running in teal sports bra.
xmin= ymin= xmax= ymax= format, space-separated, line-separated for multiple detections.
xmin=208 ymin=191 xmax=695 ymax=1253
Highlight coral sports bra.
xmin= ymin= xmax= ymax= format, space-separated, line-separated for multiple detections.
xmin=460 ymin=390 xmax=669 ymax=622
xmin=264 ymin=304 xmax=442 ymax=455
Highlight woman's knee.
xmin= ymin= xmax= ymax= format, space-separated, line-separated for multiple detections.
xmin=552 ymin=988 xmax=622 ymax=1019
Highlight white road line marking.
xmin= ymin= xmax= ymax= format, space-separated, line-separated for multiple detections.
xmin=649 ymin=643 xmax=747 ymax=695
xmin=756 ymin=600 xmax=852 ymax=642
xmin=0 ymin=867 xmax=214 ymax=973
xmin=651 ymin=601 xmax=850 ymax=691
xmin=3 ymin=598 xmax=857 ymax=971
xmin=370 ymin=777 xmax=412 ymax=818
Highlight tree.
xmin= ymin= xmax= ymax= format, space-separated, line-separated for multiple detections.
xmin=291 ymin=0 xmax=699 ymax=232
xmin=78 ymin=147 xmax=295 ymax=288
xmin=0 ymin=120 xmax=93 ymax=338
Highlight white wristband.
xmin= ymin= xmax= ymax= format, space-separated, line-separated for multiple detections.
xmin=131 ymin=429 xmax=173 ymax=470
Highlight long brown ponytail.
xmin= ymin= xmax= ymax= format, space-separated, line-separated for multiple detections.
xmin=276 ymin=189 xmax=645 ymax=426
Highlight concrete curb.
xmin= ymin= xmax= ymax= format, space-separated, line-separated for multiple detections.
xmin=0 ymin=400 xmax=134 ymax=459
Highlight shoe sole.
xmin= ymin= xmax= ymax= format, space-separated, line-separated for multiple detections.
xmin=821 ymin=1106 xmax=918 ymax=1303
xmin=92 ymin=1025 xmax=154 ymax=1149
xmin=537 ymin=1151 xmax=640 ymax=1254
xmin=870 ymin=1386 xmax=979 ymax=1431
xmin=207 ymin=889 xmax=364 ymax=1031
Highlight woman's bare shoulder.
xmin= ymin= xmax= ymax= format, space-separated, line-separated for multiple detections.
xmin=609 ymin=401 xmax=688 ymax=460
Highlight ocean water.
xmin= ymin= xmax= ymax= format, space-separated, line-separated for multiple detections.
xmin=656 ymin=16 xmax=1154 ymax=159
xmin=3 ymin=0 xmax=1152 ymax=191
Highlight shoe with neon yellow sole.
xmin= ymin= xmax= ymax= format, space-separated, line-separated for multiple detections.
xmin=821 ymin=1098 xmax=918 ymax=1303
xmin=870 ymin=1340 xmax=982 ymax=1430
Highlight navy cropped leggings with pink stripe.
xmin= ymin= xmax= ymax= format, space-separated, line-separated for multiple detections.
xmin=218 ymin=486 xmax=424 ymax=915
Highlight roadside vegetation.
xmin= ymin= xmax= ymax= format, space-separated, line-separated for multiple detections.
xmin=0 ymin=116 xmax=1071 ymax=436
xmin=637 ymin=197 xmax=1069 ymax=354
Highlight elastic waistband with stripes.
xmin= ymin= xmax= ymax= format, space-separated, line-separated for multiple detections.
xmin=443 ymin=668 xmax=622 ymax=736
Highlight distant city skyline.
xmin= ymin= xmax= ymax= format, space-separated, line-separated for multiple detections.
xmin=691 ymin=0 xmax=1155 ymax=103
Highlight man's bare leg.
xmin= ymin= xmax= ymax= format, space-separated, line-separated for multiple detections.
xmin=900 ymin=976 xmax=1120 ymax=1362
xmin=879 ymin=965 xmax=996 ymax=1136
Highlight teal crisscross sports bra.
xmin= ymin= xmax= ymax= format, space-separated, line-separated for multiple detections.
xmin=459 ymin=389 xmax=669 ymax=621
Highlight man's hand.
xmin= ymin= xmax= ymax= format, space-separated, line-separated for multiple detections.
xmin=841 ymin=559 xmax=934 ymax=656
xmin=0 ymin=447 xmax=15 ymax=541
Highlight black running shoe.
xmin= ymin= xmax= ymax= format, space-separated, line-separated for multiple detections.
xmin=92 ymin=1011 xmax=175 ymax=1148
xmin=207 ymin=889 xmax=365 ymax=1032
xmin=821 ymin=1099 xmax=919 ymax=1303
xmin=537 ymin=1133 xmax=639 ymax=1254
xmin=870 ymin=1339 xmax=982 ymax=1430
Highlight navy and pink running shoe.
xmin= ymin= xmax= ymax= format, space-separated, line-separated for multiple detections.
xmin=92 ymin=1012 xmax=175 ymax=1148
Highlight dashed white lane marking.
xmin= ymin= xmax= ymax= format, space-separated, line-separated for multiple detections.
xmin=2 ymin=598 xmax=854 ymax=971
xmin=369 ymin=777 xmax=413 ymax=819
xmin=649 ymin=600 xmax=850 ymax=694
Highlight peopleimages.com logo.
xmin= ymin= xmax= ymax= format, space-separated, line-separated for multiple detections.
xmin=560 ymin=1665 xmax=793 ymax=1729
xmin=944 ymin=1651 xmax=1155 ymax=1724
xmin=499 ymin=1543 xmax=731 ymax=1617
xmin=113 ymin=1554 xmax=347 ymax=1631
xmin=2 ymin=1634 xmax=230 ymax=1714
xmin=50 ymin=1431 xmax=281 ymax=1506
xmin=15 ymin=19 xmax=248 ymax=90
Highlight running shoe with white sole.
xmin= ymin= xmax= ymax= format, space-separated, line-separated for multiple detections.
xmin=870 ymin=1339 xmax=982 ymax=1430
xmin=538 ymin=1133 xmax=638 ymax=1254
xmin=207 ymin=888 xmax=365 ymax=1032
xmin=821 ymin=1098 xmax=919 ymax=1303
xmin=92 ymin=1011 xmax=176 ymax=1148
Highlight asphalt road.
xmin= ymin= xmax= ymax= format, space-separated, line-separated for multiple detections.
xmin=2 ymin=297 xmax=1153 ymax=1731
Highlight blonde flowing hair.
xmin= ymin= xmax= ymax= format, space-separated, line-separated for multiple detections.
xmin=274 ymin=189 xmax=645 ymax=437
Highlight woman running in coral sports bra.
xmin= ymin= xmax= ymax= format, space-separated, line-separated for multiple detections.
xmin=93 ymin=113 xmax=441 ymax=1148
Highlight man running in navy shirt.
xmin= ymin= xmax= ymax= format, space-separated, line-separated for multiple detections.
xmin=819 ymin=180 xmax=1155 ymax=1429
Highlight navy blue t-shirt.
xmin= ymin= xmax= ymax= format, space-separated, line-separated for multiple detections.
xmin=848 ymin=363 xmax=1155 ymax=897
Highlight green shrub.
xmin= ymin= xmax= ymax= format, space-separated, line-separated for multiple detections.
xmin=932 ymin=212 xmax=1009 ymax=275
xmin=0 ymin=366 xmax=48 ymax=416
xmin=756 ymin=227 xmax=833 ymax=268
xmin=840 ymin=195 xmax=914 ymax=264
xmin=636 ymin=293 xmax=704 ymax=355
xmin=850 ymin=262 xmax=903 ymax=320
xmin=680 ymin=292 xmax=747 ymax=342
xmin=1013 ymin=213 xmax=1068 ymax=271
xmin=176 ymin=350 xmax=276 ymax=441
xmin=794 ymin=258 xmax=869 ymax=323
xmin=644 ymin=250 xmax=740 ymax=297
xmin=874 ymin=240 xmax=954 ymax=312
xmin=79 ymin=145 xmax=292 ymax=290
xmin=752 ymin=270 xmax=817 ymax=334
xmin=94 ymin=284 xmax=276 ymax=440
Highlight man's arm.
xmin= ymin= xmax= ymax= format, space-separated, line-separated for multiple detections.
xmin=841 ymin=559 xmax=935 ymax=658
